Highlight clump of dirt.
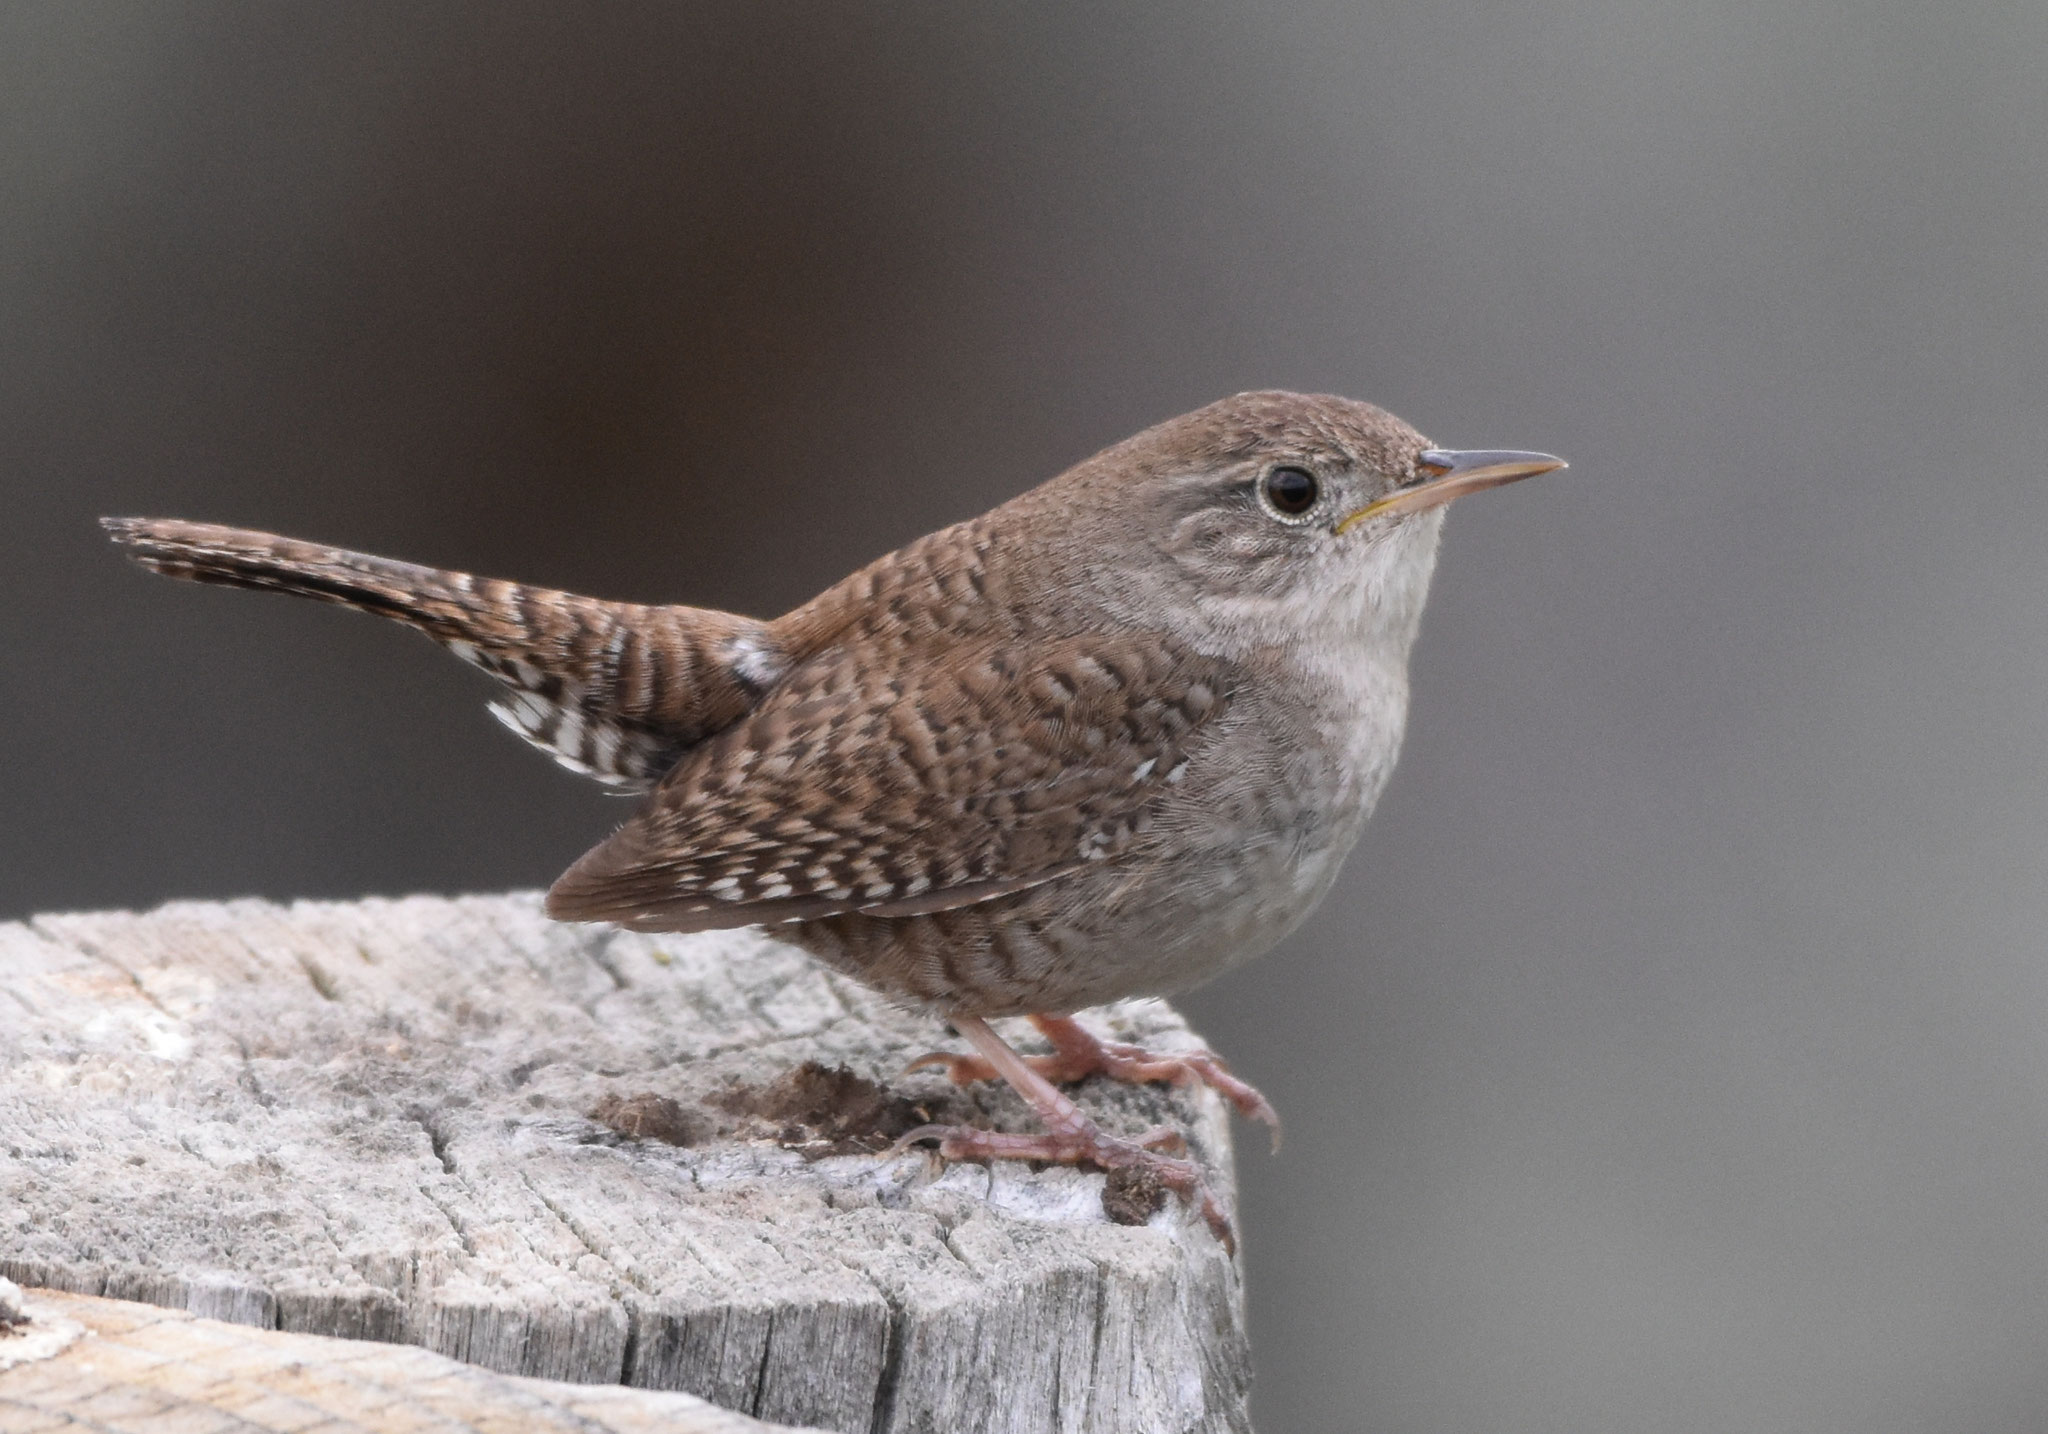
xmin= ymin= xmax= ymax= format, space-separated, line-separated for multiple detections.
xmin=589 ymin=1091 xmax=712 ymax=1147
xmin=716 ymin=1060 xmax=947 ymax=1158
xmin=1100 ymin=1163 xmax=1170 ymax=1226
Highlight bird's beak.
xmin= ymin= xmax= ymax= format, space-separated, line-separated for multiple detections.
xmin=1336 ymin=449 xmax=1566 ymax=534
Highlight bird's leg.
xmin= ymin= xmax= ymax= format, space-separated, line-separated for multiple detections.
xmin=893 ymin=1014 xmax=1236 ymax=1252
xmin=907 ymin=1012 xmax=1282 ymax=1150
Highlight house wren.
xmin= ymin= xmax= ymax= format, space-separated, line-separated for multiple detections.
xmin=104 ymin=390 xmax=1562 ymax=1247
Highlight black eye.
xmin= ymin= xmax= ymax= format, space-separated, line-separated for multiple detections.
xmin=1261 ymin=466 xmax=1319 ymax=516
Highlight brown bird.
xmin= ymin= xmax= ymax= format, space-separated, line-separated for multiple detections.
xmin=104 ymin=390 xmax=1562 ymax=1248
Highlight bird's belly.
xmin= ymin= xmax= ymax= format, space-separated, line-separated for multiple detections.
xmin=786 ymin=708 xmax=1390 ymax=1017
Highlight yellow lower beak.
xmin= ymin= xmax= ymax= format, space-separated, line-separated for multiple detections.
xmin=1336 ymin=449 xmax=1566 ymax=534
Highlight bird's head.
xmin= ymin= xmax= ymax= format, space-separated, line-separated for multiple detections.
xmin=1035 ymin=390 xmax=1564 ymax=651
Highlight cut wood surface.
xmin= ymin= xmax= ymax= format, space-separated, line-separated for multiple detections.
xmin=0 ymin=892 xmax=1251 ymax=1434
xmin=0 ymin=1280 xmax=813 ymax=1433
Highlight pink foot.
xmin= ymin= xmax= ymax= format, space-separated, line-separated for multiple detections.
xmin=891 ymin=1118 xmax=1234 ymax=1253
xmin=894 ymin=1014 xmax=1240 ymax=1253
xmin=906 ymin=1013 xmax=1283 ymax=1151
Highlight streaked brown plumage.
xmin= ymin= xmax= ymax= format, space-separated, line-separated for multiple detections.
xmin=106 ymin=390 xmax=1563 ymax=1246
xmin=103 ymin=518 xmax=773 ymax=790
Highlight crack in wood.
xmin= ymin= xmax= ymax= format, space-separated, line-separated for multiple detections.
xmin=1 ymin=892 xmax=1252 ymax=1433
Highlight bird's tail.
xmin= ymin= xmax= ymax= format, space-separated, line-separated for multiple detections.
xmin=103 ymin=517 xmax=783 ymax=790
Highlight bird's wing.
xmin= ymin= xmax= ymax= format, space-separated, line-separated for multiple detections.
xmin=544 ymin=632 xmax=1238 ymax=932
xmin=103 ymin=518 xmax=780 ymax=790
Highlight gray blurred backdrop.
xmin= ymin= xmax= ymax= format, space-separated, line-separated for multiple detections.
xmin=6 ymin=3 xmax=2048 ymax=1430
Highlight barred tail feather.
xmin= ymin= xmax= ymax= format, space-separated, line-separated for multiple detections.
xmin=103 ymin=517 xmax=783 ymax=790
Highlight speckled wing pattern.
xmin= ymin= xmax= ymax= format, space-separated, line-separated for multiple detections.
xmin=102 ymin=518 xmax=776 ymax=791
xmin=545 ymin=631 xmax=1238 ymax=932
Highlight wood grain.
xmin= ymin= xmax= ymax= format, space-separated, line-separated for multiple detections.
xmin=0 ymin=1282 xmax=813 ymax=1432
xmin=0 ymin=892 xmax=1251 ymax=1433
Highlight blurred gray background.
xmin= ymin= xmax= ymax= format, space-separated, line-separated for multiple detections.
xmin=6 ymin=2 xmax=2047 ymax=1430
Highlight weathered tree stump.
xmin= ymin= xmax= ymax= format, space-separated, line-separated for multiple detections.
xmin=0 ymin=893 xmax=1251 ymax=1433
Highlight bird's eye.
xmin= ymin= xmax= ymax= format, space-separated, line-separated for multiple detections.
xmin=1261 ymin=466 xmax=1320 ymax=517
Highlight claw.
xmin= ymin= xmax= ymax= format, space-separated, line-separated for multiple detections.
xmin=883 ymin=1122 xmax=952 ymax=1161
xmin=894 ymin=1013 xmax=1243 ymax=1254
xmin=904 ymin=1118 xmax=1235 ymax=1253
xmin=902 ymin=1050 xmax=975 ymax=1082
xmin=909 ymin=1015 xmax=1283 ymax=1152
xmin=1137 ymin=1125 xmax=1188 ymax=1156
